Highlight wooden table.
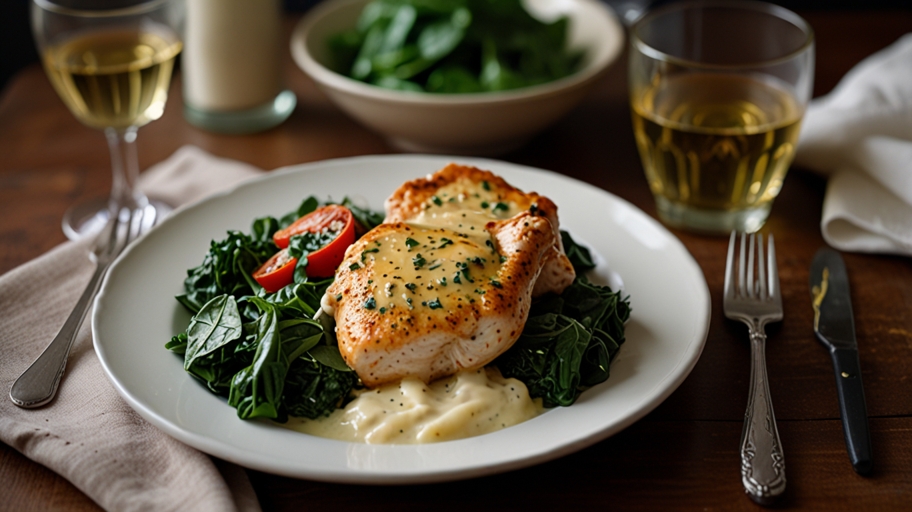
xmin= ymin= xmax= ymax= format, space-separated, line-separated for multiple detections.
xmin=2 ymin=9 xmax=912 ymax=511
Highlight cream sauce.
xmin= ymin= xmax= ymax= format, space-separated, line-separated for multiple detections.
xmin=407 ymin=178 xmax=522 ymax=236
xmin=360 ymin=225 xmax=503 ymax=316
xmin=356 ymin=177 xmax=525 ymax=317
xmin=284 ymin=367 xmax=542 ymax=444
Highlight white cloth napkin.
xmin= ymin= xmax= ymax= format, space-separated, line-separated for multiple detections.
xmin=794 ymin=33 xmax=912 ymax=256
xmin=0 ymin=146 xmax=264 ymax=511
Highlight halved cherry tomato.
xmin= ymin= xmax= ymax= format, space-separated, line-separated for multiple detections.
xmin=253 ymin=205 xmax=357 ymax=291
xmin=252 ymin=248 xmax=297 ymax=293
xmin=273 ymin=205 xmax=355 ymax=249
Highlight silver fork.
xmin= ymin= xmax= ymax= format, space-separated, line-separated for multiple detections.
xmin=724 ymin=232 xmax=786 ymax=505
xmin=9 ymin=204 xmax=154 ymax=408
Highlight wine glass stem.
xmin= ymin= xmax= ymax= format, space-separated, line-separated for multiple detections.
xmin=105 ymin=126 xmax=148 ymax=213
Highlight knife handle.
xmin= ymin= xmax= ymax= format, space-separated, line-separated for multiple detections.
xmin=830 ymin=347 xmax=873 ymax=475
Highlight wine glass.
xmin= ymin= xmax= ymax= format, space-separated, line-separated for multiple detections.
xmin=31 ymin=0 xmax=182 ymax=240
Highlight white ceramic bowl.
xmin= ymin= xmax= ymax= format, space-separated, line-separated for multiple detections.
xmin=291 ymin=0 xmax=624 ymax=155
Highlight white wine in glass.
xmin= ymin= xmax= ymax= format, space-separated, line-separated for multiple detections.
xmin=32 ymin=0 xmax=182 ymax=239
xmin=629 ymin=1 xmax=814 ymax=234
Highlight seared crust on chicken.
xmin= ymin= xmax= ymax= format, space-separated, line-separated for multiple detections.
xmin=325 ymin=212 xmax=555 ymax=388
xmin=384 ymin=164 xmax=553 ymax=221
xmin=324 ymin=164 xmax=579 ymax=388
xmin=385 ymin=163 xmax=575 ymax=296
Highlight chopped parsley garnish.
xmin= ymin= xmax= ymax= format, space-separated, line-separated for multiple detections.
xmin=490 ymin=279 xmax=503 ymax=288
xmin=438 ymin=238 xmax=453 ymax=249
xmin=363 ymin=297 xmax=376 ymax=310
xmin=335 ymin=294 xmax=343 ymax=301
xmin=493 ymin=202 xmax=509 ymax=213
xmin=482 ymin=180 xmax=491 ymax=191
xmin=456 ymin=261 xmax=474 ymax=282
xmin=405 ymin=283 xmax=417 ymax=292
xmin=431 ymin=195 xmax=443 ymax=206
xmin=379 ymin=307 xmax=387 ymax=314
xmin=474 ymin=288 xmax=486 ymax=295
xmin=481 ymin=201 xmax=489 ymax=208
xmin=349 ymin=263 xmax=361 ymax=271
xmin=412 ymin=254 xmax=426 ymax=269
xmin=428 ymin=261 xmax=442 ymax=270
xmin=427 ymin=298 xmax=443 ymax=309
xmin=453 ymin=273 xmax=462 ymax=284
xmin=361 ymin=247 xmax=379 ymax=262
xmin=437 ymin=277 xmax=447 ymax=286
xmin=405 ymin=237 xmax=419 ymax=250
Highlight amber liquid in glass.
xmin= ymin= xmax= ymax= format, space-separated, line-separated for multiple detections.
xmin=43 ymin=28 xmax=182 ymax=130
xmin=632 ymin=73 xmax=802 ymax=230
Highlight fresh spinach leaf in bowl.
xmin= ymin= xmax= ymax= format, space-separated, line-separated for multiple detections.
xmin=327 ymin=0 xmax=584 ymax=93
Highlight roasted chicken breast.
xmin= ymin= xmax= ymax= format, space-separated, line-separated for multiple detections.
xmin=325 ymin=164 xmax=576 ymax=387
xmin=385 ymin=163 xmax=576 ymax=296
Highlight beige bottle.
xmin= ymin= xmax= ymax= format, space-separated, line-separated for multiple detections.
xmin=182 ymin=0 xmax=296 ymax=133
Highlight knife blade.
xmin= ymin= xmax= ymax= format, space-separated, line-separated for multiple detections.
xmin=810 ymin=248 xmax=873 ymax=475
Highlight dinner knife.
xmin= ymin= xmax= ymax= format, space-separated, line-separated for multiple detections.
xmin=809 ymin=248 xmax=873 ymax=475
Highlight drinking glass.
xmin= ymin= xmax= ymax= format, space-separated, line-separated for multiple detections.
xmin=32 ymin=0 xmax=182 ymax=239
xmin=629 ymin=0 xmax=814 ymax=233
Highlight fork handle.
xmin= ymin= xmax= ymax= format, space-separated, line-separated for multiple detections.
xmin=740 ymin=326 xmax=786 ymax=505
xmin=9 ymin=261 xmax=108 ymax=408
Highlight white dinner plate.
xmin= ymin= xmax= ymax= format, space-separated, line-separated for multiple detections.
xmin=93 ymin=155 xmax=710 ymax=484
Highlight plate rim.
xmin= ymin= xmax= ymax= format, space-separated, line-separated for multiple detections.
xmin=93 ymin=154 xmax=711 ymax=483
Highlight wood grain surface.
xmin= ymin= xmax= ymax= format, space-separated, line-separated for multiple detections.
xmin=2 ymin=8 xmax=911 ymax=511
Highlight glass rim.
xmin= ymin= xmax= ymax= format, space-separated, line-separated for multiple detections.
xmin=631 ymin=0 xmax=815 ymax=70
xmin=32 ymin=0 xmax=171 ymax=18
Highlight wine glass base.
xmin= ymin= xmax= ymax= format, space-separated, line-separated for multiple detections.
xmin=62 ymin=197 xmax=172 ymax=241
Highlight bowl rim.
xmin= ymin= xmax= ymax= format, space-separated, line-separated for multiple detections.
xmin=290 ymin=0 xmax=625 ymax=106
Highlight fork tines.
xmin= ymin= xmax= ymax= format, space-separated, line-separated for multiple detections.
xmin=92 ymin=203 xmax=155 ymax=263
xmin=725 ymin=231 xmax=780 ymax=302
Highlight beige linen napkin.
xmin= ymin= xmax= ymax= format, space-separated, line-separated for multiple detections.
xmin=794 ymin=34 xmax=912 ymax=256
xmin=0 ymin=146 xmax=263 ymax=511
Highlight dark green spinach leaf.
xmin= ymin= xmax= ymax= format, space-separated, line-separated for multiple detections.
xmin=170 ymin=195 xmax=388 ymax=422
xmin=496 ymin=277 xmax=630 ymax=407
xmin=176 ymin=229 xmax=277 ymax=314
xmin=328 ymin=0 xmax=582 ymax=93
xmin=339 ymin=197 xmax=385 ymax=231
xmin=170 ymin=294 xmax=250 ymax=395
xmin=228 ymin=297 xmax=287 ymax=420
xmin=283 ymin=355 xmax=358 ymax=419
xmin=561 ymin=229 xmax=596 ymax=272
